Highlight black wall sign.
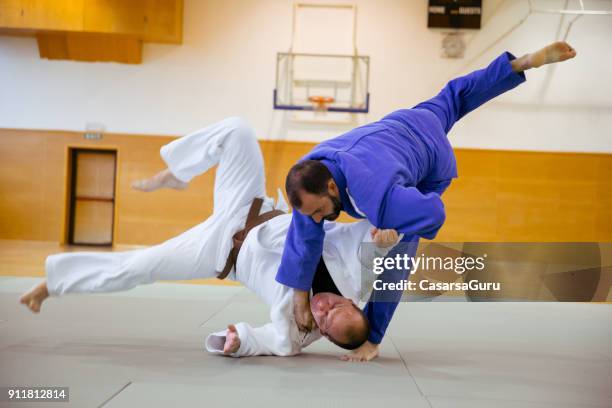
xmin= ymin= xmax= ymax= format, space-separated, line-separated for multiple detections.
xmin=428 ymin=0 xmax=482 ymax=29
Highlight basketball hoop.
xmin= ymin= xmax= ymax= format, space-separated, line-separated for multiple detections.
xmin=308 ymin=96 xmax=335 ymax=112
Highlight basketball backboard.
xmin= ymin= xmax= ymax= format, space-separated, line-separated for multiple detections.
xmin=273 ymin=52 xmax=370 ymax=113
xmin=273 ymin=2 xmax=370 ymax=114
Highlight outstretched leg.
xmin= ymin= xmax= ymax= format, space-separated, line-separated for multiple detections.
xmin=19 ymin=215 xmax=228 ymax=314
xmin=414 ymin=41 xmax=577 ymax=134
xmin=21 ymin=117 xmax=270 ymax=313
xmin=132 ymin=116 xmax=266 ymax=215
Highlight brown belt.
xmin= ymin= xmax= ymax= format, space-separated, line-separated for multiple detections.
xmin=217 ymin=197 xmax=286 ymax=280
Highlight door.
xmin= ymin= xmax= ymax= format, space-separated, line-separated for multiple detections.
xmin=68 ymin=148 xmax=117 ymax=245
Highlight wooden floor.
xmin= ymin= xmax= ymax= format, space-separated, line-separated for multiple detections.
xmin=0 ymin=239 xmax=240 ymax=286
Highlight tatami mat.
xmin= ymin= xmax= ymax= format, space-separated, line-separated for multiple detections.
xmin=0 ymin=277 xmax=610 ymax=407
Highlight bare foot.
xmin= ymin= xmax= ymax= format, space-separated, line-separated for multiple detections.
xmin=340 ymin=340 xmax=379 ymax=362
xmin=529 ymin=41 xmax=577 ymax=68
xmin=131 ymin=169 xmax=188 ymax=192
xmin=19 ymin=281 xmax=49 ymax=313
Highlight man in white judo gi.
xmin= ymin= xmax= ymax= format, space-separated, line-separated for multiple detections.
xmin=19 ymin=117 xmax=399 ymax=360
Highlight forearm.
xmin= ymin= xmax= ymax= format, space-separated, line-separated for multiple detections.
xmin=206 ymin=322 xmax=298 ymax=357
xmin=358 ymin=230 xmax=401 ymax=269
xmin=379 ymin=185 xmax=446 ymax=240
xmin=275 ymin=212 xmax=325 ymax=291
xmin=293 ymin=289 xmax=309 ymax=303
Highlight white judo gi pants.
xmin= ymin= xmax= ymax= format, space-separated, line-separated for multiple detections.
xmin=46 ymin=117 xmax=275 ymax=296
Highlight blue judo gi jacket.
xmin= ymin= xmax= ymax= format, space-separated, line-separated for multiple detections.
xmin=277 ymin=52 xmax=526 ymax=344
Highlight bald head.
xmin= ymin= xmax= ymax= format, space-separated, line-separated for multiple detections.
xmin=310 ymin=292 xmax=369 ymax=350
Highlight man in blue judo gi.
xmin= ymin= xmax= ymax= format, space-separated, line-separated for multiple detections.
xmin=276 ymin=41 xmax=577 ymax=361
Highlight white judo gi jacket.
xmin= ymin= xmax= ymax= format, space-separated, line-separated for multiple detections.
xmin=205 ymin=214 xmax=389 ymax=357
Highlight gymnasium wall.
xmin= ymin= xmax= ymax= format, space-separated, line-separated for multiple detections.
xmin=1 ymin=128 xmax=610 ymax=245
xmin=0 ymin=0 xmax=611 ymax=153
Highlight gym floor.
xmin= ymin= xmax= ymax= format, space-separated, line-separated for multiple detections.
xmin=1 ymin=274 xmax=610 ymax=408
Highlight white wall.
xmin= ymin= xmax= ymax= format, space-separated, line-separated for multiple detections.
xmin=0 ymin=0 xmax=611 ymax=153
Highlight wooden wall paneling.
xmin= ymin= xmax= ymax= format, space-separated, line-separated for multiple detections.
xmin=496 ymin=179 xmax=563 ymax=241
xmin=82 ymin=0 xmax=147 ymax=36
xmin=0 ymin=0 xmax=25 ymax=28
xmin=40 ymin=140 xmax=70 ymax=244
xmin=37 ymin=32 xmax=142 ymax=64
xmin=143 ymin=0 xmax=183 ymax=43
xmin=36 ymin=32 xmax=69 ymax=59
xmin=494 ymin=150 xmax=601 ymax=241
xmin=35 ymin=133 xmax=69 ymax=243
xmin=595 ymin=158 xmax=612 ymax=241
xmin=439 ymin=178 xmax=499 ymax=242
xmin=1 ymin=128 xmax=611 ymax=245
xmin=66 ymin=32 xmax=141 ymax=64
xmin=444 ymin=149 xmax=500 ymax=242
xmin=2 ymin=0 xmax=181 ymax=64
xmin=25 ymin=0 xmax=84 ymax=31
xmin=0 ymin=0 xmax=84 ymax=31
xmin=82 ymin=0 xmax=182 ymax=43
xmin=0 ymin=130 xmax=46 ymax=239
